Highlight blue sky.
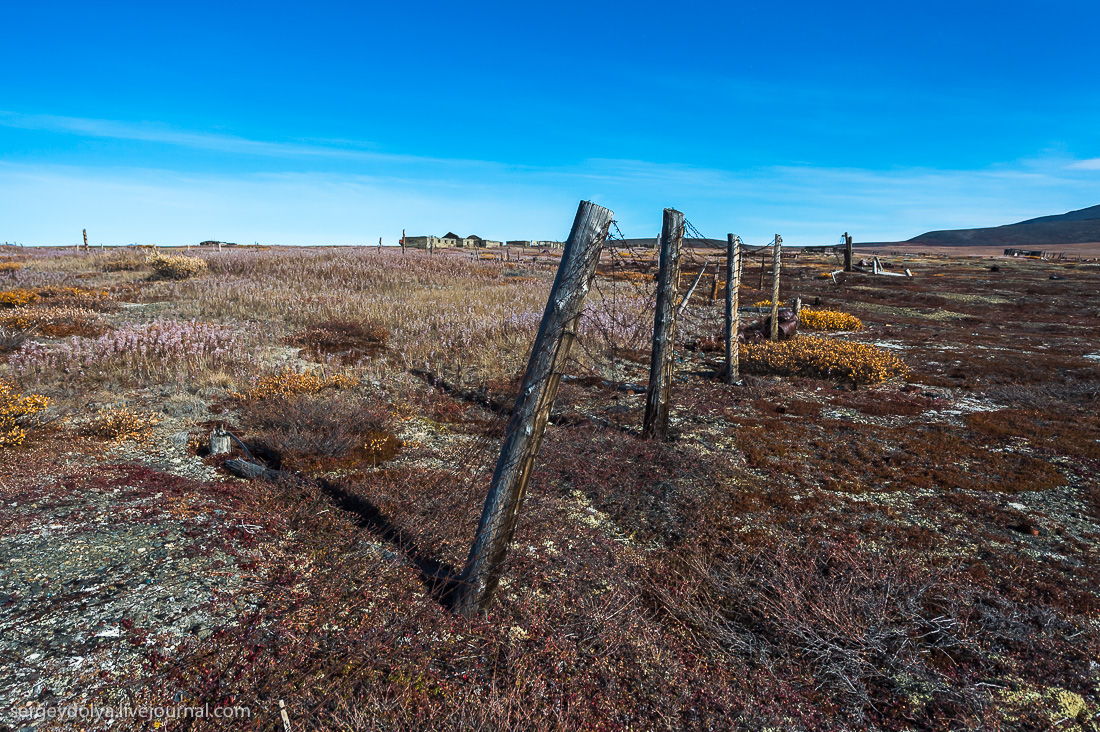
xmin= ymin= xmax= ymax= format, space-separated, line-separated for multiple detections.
xmin=2 ymin=0 xmax=1098 ymax=246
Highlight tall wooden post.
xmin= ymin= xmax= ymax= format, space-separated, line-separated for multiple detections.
xmin=769 ymin=235 xmax=783 ymax=340
xmin=844 ymin=232 xmax=853 ymax=272
xmin=643 ymin=208 xmax=685 ymax=440
xmin=454 ymin=200 xmax=613 ymax=617
xmin=759 ymin=254 xmax=766 ymax=290
xmin=82 ymin=229 xmax=88 ymax=251
xmin=725 ymin=234 xmax=741 ymax=384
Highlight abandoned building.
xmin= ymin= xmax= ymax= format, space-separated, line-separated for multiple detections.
xmin=404 ymin=232 xmax=503 ymax=249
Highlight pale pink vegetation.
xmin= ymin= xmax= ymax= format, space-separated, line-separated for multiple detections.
xmin=10 ymin=320 xmax=246 ymax=384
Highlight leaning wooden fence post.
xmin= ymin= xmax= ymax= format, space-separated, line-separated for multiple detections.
xmin=676 ymin=258 xmax=708 ymax=319
xmin=769 ymin=235 xmax=783 ymax=340
xmin=643 ymin=208 xmax=685 ymax=440
xmin=725 ymin=234 xmax=741 ymax=384
xmin=454 ymin=200 xmax=613 ymax=617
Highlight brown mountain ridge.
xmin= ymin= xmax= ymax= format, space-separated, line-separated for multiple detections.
xmin=907 ymin=203 xmax=1100 ymax=247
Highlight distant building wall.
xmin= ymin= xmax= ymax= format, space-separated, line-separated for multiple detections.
xmin=405 ymin=236 xmax=461 ymax=249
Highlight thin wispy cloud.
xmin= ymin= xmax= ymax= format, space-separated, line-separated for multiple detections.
xmin=2 ymin=152 xmax=1096 ymax=247
xmin=0 ymin=111 xmax=492 ymax=169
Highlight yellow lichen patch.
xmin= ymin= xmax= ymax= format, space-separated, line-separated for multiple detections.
xmin=0 ymin=289 xmax=38 ymax=308
xmin=82 ymin=407 xmax=159 ymax=442
xmin=741 ymin=336 xmax=908 ymax=385
xmin=800 ymin=308 xmax=863 ymax=331
xmin=998 ymin=686 xmax=1090 ymax=729
xmin=235 ymin=370 xmax=356 ymax=401
xmin=0 ymin=378 xmax=50 ymax=447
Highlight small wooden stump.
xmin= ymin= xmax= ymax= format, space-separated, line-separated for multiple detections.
xmin=209 ymin=427 xmax=231 ymax=455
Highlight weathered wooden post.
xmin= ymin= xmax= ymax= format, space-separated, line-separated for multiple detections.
xmin=82 ymin=229 xmax=89 ymax=251
xmin=769 ymin=235 xmax=783 ymax=340
xmin=454 ymin=200 xmax=613 ymax=617
xmin=401 ymin=228 xmax=406 ymax=255
xmin=725 ymin=234 xmax=741 ymax=384
xmin=709 ymin=261 xmax=720 ymax=301
xmin=209 ymin=427 xmax=231 ymax=455
xmin=643 ymin=208 xmax=685 ymax=440
xmin=378 ymin=237 xmax=382 ymax=253
xmin=843 ymin=232 xmax=853 ymax=272
xmin=759 ymin=253 xmax=766 ymax=290
xmin=793 ymin=296 xmax=802 ymax=322
xmin=677 ymin=258 xmax=708 ymax=318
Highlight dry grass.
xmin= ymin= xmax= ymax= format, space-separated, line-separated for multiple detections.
xmin=238 ymin=391 xmax=399 ymax=470
xmin=0 ymin=306 xmax=110 ymax=338
xmin=286 ymin=318 xmax=389 ymax=364
xmin=147 ymin=252 xmax=208 ymax=279
xmin=234 ymin=369 xmax=356 ymax=401
xmin=81 ymin=406 xmax=159 ymax=442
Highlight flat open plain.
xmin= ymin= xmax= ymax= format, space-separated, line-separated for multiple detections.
xmin=1 ymin=244 xmax=1097 ymax=730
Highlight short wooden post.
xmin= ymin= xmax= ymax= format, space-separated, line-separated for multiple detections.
xmin=709 ymin=261 xmax=719 ymax=301
xmin=454 ymin=200 xmax=613 ymax=617
xmin=401 ymin=228 xmax=406 ymax=255
xmin=844 ymin=232 xmax=853 ymax=272
xmin=210 ymin=427 xmax=231 ymax=455
xmin=378 ymin=237 xmax=382 ymax=253
xmin=769 ymin=235 xmax=782 ymax=340
xmin=759 ymin=253 xmax=766 ymax=290
xmin=82 ymin=229 xmax=89 ymax=251
xmin=725 ymin=234 xmax=741 ymax=384
xmin=793 ymin=296 xmax=802 ymax=321
xmin=643 ymin=208 xmax=685 ymax=440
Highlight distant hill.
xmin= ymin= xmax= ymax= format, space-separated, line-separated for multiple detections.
xmin=907 ymin=204 xmax=1100 ymax=247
